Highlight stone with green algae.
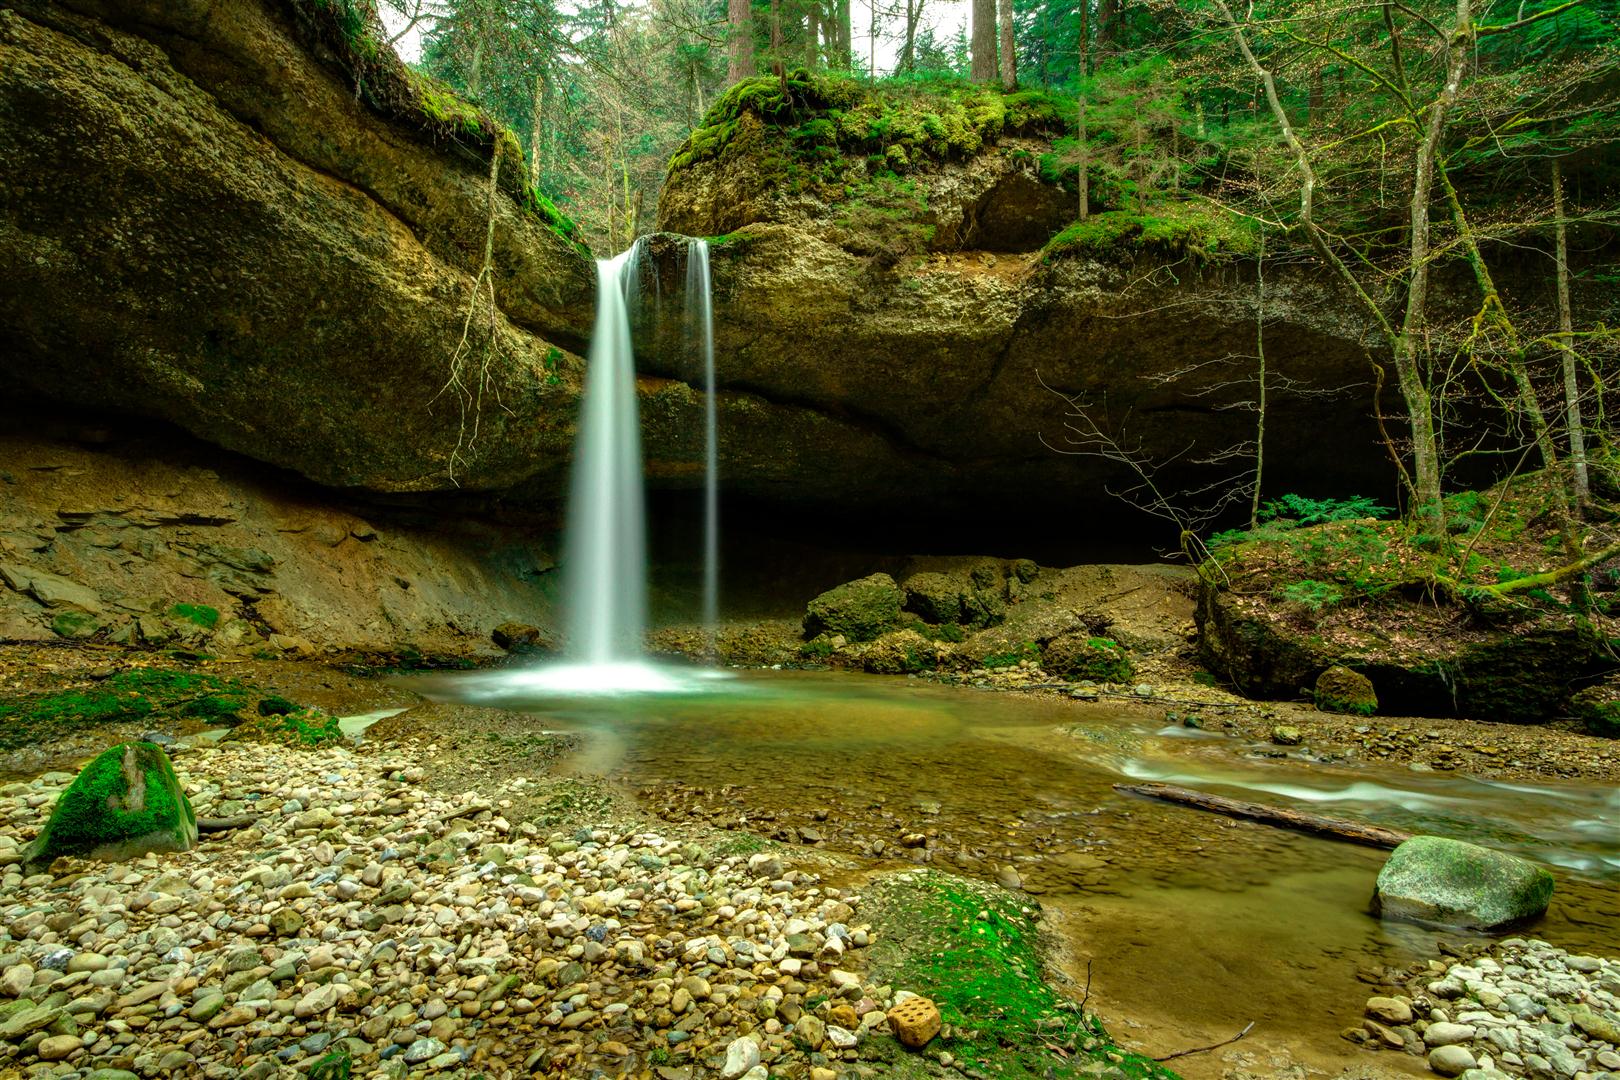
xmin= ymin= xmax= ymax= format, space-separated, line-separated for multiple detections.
xmin=22 ymin=742 xmax=197 ymax=874
xmin=1373 ymin=836 xmax=1553 ymax=930
xmin=803 ymin=574 xmax=903 ymax=643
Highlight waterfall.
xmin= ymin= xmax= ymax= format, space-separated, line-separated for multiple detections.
xmin=563 ymin=241 xmax=649 ymax=665
xmin=686 ymin=238 xmax=720 ymax=659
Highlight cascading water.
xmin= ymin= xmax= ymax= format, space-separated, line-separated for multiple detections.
xmin=488 ymin=237 xmax=727 ymax=695
xmin=564 ymin=241 xmax=649 ymax=666
xmin=686 ymin=239 xmax=720 ymax=659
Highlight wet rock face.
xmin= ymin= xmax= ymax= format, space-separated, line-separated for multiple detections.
xmin=0 ymin=0 xmax=594 ymax=496
xmin=0 ymin=418 xmax=559 ymax=657
xmin=634 ymin=219 xmax=1391 ymax=516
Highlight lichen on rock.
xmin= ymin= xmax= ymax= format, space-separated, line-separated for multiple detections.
xmin=22 ymin=741 xmax=199 ymax=873
xmin=1372 ymin=836 xmax=1554 ymax=931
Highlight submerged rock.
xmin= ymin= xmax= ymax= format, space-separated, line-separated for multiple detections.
xmin=1372 ymin=836 xmax=1553 ymax=930
xmin=22 ymin=742 xmax=198 ymax=873
xmin=803 ymin=574 xmax=903 ymax=642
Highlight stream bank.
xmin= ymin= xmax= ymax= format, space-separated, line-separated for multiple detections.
xmin=2 ymin=648 xmax=1617 ymax=1078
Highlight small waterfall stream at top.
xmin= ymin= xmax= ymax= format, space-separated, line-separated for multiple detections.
xmin=686 ymin=238 xmax=720 ymax=659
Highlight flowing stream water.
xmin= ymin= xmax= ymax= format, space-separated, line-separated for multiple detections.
xmin=412 ymin=666 xmax=1620 ymax=1077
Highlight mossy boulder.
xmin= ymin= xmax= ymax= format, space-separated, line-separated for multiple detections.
xmin=1569 ymin=681 xmax=1620 ymax=738
xmin=959 ymin=588 xmax=1007 ymax=630
xmin=22 ymin=742 xmax=198 ymax=873
xmin=1315 ymin=665 xmax=1377 ymax=716
xmin=902 ymin=572 xmax=964 ymax=625
xmin=1372 ymin=836 xmax=1554 ymax=931
xmin=863 ymin=629 xmax=940 ymax=675
xmin=1042 ymin=634 xmax=1134 ymax=683
xmin=803 ymin=573 xmax=903 ymax=642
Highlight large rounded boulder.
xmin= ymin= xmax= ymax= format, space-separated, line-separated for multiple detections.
xmin=23 ymin=741 xmax=198 ymax=873
xmin=1372 ymin=836 xmax=1553 ymax=930
xmin=803 ymin=573 xmax=904 ymax=643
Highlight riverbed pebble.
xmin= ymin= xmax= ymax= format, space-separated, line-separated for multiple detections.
xmin=1359 ymin=939 xmax=1620 ymax=1078
xmin=0 ymin=741 xmax=923 ymax=1077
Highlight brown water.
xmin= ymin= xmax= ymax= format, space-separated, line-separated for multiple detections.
xmin=413 ymin=666 xmax=1620 ymax=1077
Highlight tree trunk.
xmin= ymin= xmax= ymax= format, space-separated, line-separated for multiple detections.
xmin=1095 ymin=0 xmax=1120 ymax=56
xmin=997 ymin=0 xmax=1016 ymax=89
xmin=806 ymin=0 xmax=821 ymax=66
xmin=836 ymin=0 xmax=851 ymax=67
xmin=728 ymin=0 xmax=756 ymax=82
xmin=1251 ymin=232 xmax=1267 ymax=528
xmin=527 ymin=74 xmax=544 ymax=189
xmin=770 ymin=0 xmax=786 ymax=84
xmin=1307 ymin=64 xmax=1323 ymax=126
xmin=971 ymin=0 xmax=996 ymax=83
xmin=1216 ymin=0 xmax=1440 ymax=512
xmin=1078 ymin=0 xmax=1089 ymax=75
xmin=1076 ymin=92 xmax=1089 ymax=220
xmin=900 ymin=0 xmax=923 ymax=70
xmin=1554 ymin=159 xmax=1588 ymax=507
xmin=1114 ymin=784 xmax=1411 ymax=849
xmin=1395 ymin=0 xmax=1475 ymax=512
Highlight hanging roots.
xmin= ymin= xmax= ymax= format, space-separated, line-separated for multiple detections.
xmin=432 ymin=140 xmax=513 ymax=484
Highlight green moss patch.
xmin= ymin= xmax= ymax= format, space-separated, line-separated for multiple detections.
xmin=668 ymin=71 xmax=1073 ymax=186
xmin=1043 ymin=204 xmax=1260 ymax=263
xmin=1043 ymin=635 xmax=1135 ymax=682
xmin=23 ymin=741 xmax=198 ymax=872
xmin=866 ymin=871 xmax=1178 ymax=1079
xmin=0 ymin=669 xmax=308 ymax=748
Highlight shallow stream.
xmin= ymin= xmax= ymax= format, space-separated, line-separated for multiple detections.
xmin=411 ymin=667 xmax=1620 ymax=1077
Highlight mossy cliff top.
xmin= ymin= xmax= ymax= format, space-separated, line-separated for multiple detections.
xmin=659 ymin=70 xmax=1252 ymax=264
xmin=668 ymin=71 xmax=1075 ymax=182
xmin=289 ymin=0 xmax=585 ymax=252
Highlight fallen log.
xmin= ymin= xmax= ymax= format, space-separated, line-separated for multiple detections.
xmin=1113 ymin=782 xmax=1411 ymax=849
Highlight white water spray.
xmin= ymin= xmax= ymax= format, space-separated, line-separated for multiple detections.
xmin=563 ymin=241 xmax=649 ymax=666
xmin=686 ymin=238 xmax=720 ymax=657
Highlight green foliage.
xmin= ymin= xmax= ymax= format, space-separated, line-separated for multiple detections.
xmin=1259 ymin=493 xmax=1394 ymax=527
xmin=870 ymin=873 xmax=1177 ymax=1079
xmin=1279 ymin=579 xmax=1346 ymax=611
xmin=168 ymin=603 xmax=220 ymax=630
xmin=307 ymin=1044 xmax=353 ymax=1080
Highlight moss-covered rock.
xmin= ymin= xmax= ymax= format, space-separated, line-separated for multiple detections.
xmin=22 ymin=742 xmax=198 ymax=873
xmin=1315 ymin=665 xmax=1377 ymax=716
xmin=1372 ymin=836 xmax=1554 ymax=931
xmin=803 ymin=573 xmax=904 ymax=642
xmin=902 ymin=572 xmax=965 ymax=625
xmin=1569 ymin=681 xmax=1620 ymax=738
xmin=1042 ymin=634 xmax=1134 ymax=683
xmin=863 ymin=629 xmax=940 ymax=675
xmin=959 ymin=588 xmax=1008 ymax=630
